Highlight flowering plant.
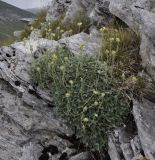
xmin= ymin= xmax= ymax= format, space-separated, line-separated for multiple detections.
xmin=30 ymin=48 xmax=130 ymax=150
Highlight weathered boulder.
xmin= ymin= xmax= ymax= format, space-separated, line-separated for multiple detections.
xmin=108 ymin=128 xmax=145 ymax=160
xmin=133 ymin=99 xmax=155 ymax=160
xmin=30 ymin=29 xmax=42 ymax=40
xmin=0 ymin=78 xmax=72 ymax=160
xmin=46 ymin=0 xmax=72 ymax=22
xmin=0 ymin=39 xmax=59 ymax=103
xmin=63 ymin=0 xmax=96 ymax=23
xmin=109 ymin=0 xmax=151 ymax=31
xmin=59 ymin=32 xmax=101 ymax=56
xmin=89 ymin=0 xmax=112 ymax=26
xmin=69 ymin=152 xmax=91 ymax=160
xmin=0 ymin=34 xmax=102 ymax=159
xmin=46 ymin=0 xmax=112 ymax=27
xmin=0 ymin=35 xmax=101 ymax=159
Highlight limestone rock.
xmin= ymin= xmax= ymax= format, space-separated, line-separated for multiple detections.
xmin=133 ymin=99 xmax=155 ymax=160
xmin=0 ymin=79 xmax=71 ymax=160
xmin=46 ymin=0 xmax=72 ymax=22
xmin=30 ymin=29 xmax=42 ymax=40
xmin=89 ymin=0 xmax=112 ymax=26
xmin=108 ymin=128 xmax=145 ymax=160
xmin=69 ymin=152 xmax=91 ymax=160
xmin=63 ymin=0 xmax=96 ymax=23
xmin=59 ymin=32 xmax=101 ymax=56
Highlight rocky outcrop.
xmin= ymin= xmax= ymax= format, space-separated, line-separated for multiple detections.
xmin=133 ymin=99 xmax=155 ymax=160
xmin=109 ymin=97 xmax=155 ymax=160
xmin=106 ymin=1 xmax=155 ymax=160
xmin=46 ymin=0 xmax=72 ymax=22
xmin=0 ymin=33 xmax=101 ymax=159
xmin=89 ymin=0 xmax=112 ymax=26
xmin=1 ymin=0 xmax=155 ymax=159
xmin=63 ymin=0 xmax=96 ymax=23
xmin=46 ymin=0 xmax=112 ymax=26
xmin=0 ymin=79 xmax=71 ymax=160
xmin=109 ymin=0 xmax=155 ymax=82
xmin=0 ymin=38 xmax=74 ymax=159
xmin=59 ymin=32 xmax=101 ymax=56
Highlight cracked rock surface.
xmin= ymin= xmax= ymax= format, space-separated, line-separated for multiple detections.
xmin=0 ymin=39 xmax=74 ymax=160
xmin=0 ymin=35 xmax=100 ymax=159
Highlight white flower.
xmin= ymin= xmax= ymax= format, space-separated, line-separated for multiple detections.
xmin=48 ymin=28 xmax=52 ymax=32
xmin=105 ymin=49 xmax=109 ymax=54
xmin=69 ymin=80 xmax=74 ymax=85
xmin=60 ymin=65 xmax=65 ymax=71
xmin=93 ymin=90 xmax=99 ymax=95
xmin=56 ymin=26 xmax=60 ymax=30
xmin=132 ymin=76 xmax=138 ymax=82
xmin=51 ymin=33 xmax=56 ymax=37
xmin=112 ymin=50 xmax=116 ymax=56
xmin=100 ymin=27 xmax=106 ymax=32
xmin=60 ymin=29 xmax=64 ymax=33
xmin=109 ymin=38 xmax=115 ymax=41
xmin=83 ymin=117 xmax=89 ymax=122
xmin=94 ymin=113 xmax=98 ymax=117
xmin=64 ymin=57 xmax=68 ymax=61
xmin=94 ymin=101 xmax=99 ymax=106
xmin=36 ymin=67 xmax=40 ymax=72
xmin=116 ymin=38 xmax=121 ymax=43
xmin=101 ymin=92 xmax=105 ymax=97
xmin=30 ymin=26 xmax=34 ymax=30
xmin=83 ymin=106 xmax=88 ymax=111
xmin=65 ymin=93 xmax=70 ymax=98
xmin=77 ymin=22 xmax=82 ymax=26
xmin=52 ymin=54 xmax=57 ymax=61
xmin=97 ymin=70 xmax=102 ymax=74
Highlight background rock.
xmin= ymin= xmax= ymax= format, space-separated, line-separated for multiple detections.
xmin=0 ymin=79 xmax=71 ymax=159
xmin=46 ymin=0 xmax=72 ymax=22
xmin=59 ymin=32 xmax=101 ymax=56
xmin=133 ymin=99 xmax=155 ymax=160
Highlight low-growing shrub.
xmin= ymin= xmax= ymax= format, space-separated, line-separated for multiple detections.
xmin=41 ymin=14 xmax=90 ymax=40
xmin=20 ymin=26 xmax=31 ymax=40
xmin=20 ymin=9 xmax=47 ymax=41
xmin=30 ymin=17 xmax=145 ymax=151
xmin=30 ymin=48 xmax=130 ymax=150
xmin=99 ymin=26 xmax=143 ymax=95
xmin=32 ymin=9 xmax=47 ymax=29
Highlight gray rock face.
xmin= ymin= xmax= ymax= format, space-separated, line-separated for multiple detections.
xmin=69 ymin=152 xmax=90 ymax=160
xmin=0 ymin=79 xmax=71 ymax=160
xmin=46 ymin=0 xmax=72 ymax=22
xmin=89 ymin=0 xmax=112 ymax=26
xmin=30 ymin=29 xmax=41 ymax=40
xmin=0 ymin=39 xmax=75 ymax=159
xmin=0 ymin=35 xmax=100 ymax=159
xmin=133 ymin=99 xmax=155 ymax=160
xmin=108 ymin=128 xmax=145 ymax=160
xmin=63 ymin=0 xmax=96 ymax=23
xmin=46 ymin=0 xmax=112 ymax=26
xmin=59 ymin=32 xmax=101 ymax=56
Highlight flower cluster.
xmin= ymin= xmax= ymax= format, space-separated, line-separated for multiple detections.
xmin=30 ymin=48 xmax=130 ymax=150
